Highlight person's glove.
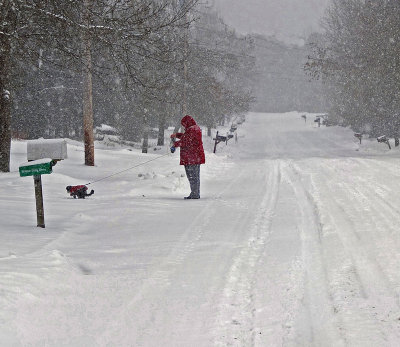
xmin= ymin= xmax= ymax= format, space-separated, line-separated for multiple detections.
xmin=170 ymin=146 xmax=176 ymax=153
xmin=170 ymin=134 xmax=177 ymax=138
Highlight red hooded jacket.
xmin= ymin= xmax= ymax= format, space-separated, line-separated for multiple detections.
xmin=173 ymin=115 xmax=205 ymax=165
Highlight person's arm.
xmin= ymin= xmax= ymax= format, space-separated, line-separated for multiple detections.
xmin=172 ymin=132 xmax=185 ymax=147
xmin=171 ymin=132 xmax=183 ymax=139
xmin=174 ymin=129 xmax=201 ymax=148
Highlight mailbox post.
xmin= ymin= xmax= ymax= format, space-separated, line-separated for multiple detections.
xmin=34 ymin=175 xmax=45 ymax=227
xmin=354 ymin=133 xmax=362 ymax=144
xmin=213 ymin=131 xmax=234 ymax=153
xmin=377 ymin=135 xmax=391 ymax=150
xmin=20 ymin=139 xmax=67 ymax=228
xmin=19 ymin=158 xmax=56 ymax=228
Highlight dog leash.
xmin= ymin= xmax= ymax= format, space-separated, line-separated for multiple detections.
xmin=84 ymin=152 xmax=171 ymax=186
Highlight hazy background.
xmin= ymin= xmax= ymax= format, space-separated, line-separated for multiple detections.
xmin=210 ymin=0 xmax=331 ymax=113
xmin=213 ymin=0 xmax=330 ymax=45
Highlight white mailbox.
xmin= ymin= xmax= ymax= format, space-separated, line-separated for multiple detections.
xmin=23 ymin=139 xmax=68 ymax=228
xmin=27 ymin=139 xmax=68 ymax=161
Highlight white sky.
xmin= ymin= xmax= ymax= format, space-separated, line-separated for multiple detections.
xmin=212 ymin=0 xmax=330 ymax=44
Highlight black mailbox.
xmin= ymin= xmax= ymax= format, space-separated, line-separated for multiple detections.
xmin=377 ymin=135 xmax=391 ymax=149
xmin=354 ymin=133 xmax=362 ymax=144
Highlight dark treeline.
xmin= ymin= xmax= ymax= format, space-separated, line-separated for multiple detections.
xmin=0 ymin=0 xmax=255 ymax=171
xmin=305 ymin=0 xmax=400 ymax=137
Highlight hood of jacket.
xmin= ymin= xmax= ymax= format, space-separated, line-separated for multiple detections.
xmin=181 ymin=115 xmax=196 ymax=129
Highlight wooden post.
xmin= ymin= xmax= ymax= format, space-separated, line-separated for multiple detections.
xmin=33 ymin=175 xmax=45 ymax=228
xmin=182 ymin=37 xmax=188 ymax=116
xmin=181 ymin=9 xmax=189 ymax=116
xmin=82 ymin=0 xmax=95 ymax=166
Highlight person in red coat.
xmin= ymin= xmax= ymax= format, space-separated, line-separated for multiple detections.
xmin=171 ymin=115 xmax=205 ymax=199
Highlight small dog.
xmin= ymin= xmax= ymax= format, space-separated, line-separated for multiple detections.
xmin=66 ymin=185 xmax=94 ymax=199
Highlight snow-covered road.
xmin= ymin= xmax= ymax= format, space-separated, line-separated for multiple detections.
xmin=1 ymin=112 xmax=400 ymax=346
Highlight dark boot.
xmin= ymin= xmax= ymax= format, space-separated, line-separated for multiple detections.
xmin=184 ymin=194 xmax=200 ymax=199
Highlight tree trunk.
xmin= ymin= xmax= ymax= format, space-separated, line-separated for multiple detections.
xmin=82 ymin=0 xmax=95 ymax=166
xmin=74 ymin=124 xmax=81 ymax=139
xmin=207 ymin=126 xmax=211 ymax=137
xmin=157 ymin=114 xmax=166 ymax=146
xmin=142 ymin=128 xmax=149 ymax=153
xmin=142 ymin=115 xmax=149 ymax=153
xmin=63 ymin=120 xmax=69 ymax=138
xmin=0 ymin=36 xmax=11 ymax=172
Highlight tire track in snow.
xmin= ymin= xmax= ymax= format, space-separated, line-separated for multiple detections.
xmin=292 ymin=160 xmax=400 ymax=345
xmin=214 ymin=161 xmax=281 ymax=346
xmin=317 ymin=160 xmax=400 ymax=303
xmin=283 ymin=162 xmax=347 ymax=346
xmin=99 ymin=162 xmax=260 ymax=344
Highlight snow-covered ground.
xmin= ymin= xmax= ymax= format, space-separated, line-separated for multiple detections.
xmin=1 ymin=112 xmax=400 ymax=346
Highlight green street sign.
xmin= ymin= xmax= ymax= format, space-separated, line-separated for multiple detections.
xmin=19 ymin=160 xmax=54 ymax=177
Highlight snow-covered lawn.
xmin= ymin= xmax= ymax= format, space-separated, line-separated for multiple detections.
xmin=1 ymin=112 xmax=400 ymax=346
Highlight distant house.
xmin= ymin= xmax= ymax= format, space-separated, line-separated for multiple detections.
xmin=95 ymin=124 xmax=118 ymax=140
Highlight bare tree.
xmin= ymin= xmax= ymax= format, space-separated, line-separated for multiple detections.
xmin=305 ymin=0 xmax=400 ymax=135
xmin=185 ymin=7 xmax=255 ymax=134
xmin=0 ymin=0 xmax=198 ymax=171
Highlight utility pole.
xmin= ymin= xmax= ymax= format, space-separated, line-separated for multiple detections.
xmin=180 ymin=0 xmax=189 ymax=116
xmin=182 ymin=25 xmax=188 ymax=116
xmin=171 ymin=0 xmax=190 ymax=142
xmin=82 ymin=0 xmax=95 ymax=166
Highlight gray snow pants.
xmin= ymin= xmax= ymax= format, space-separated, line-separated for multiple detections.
xmin=184 ymin=164 xmax=200 ymax=198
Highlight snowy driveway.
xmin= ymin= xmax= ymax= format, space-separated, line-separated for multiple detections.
xmin=1 ymin=112 xmax=400 ymax=346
